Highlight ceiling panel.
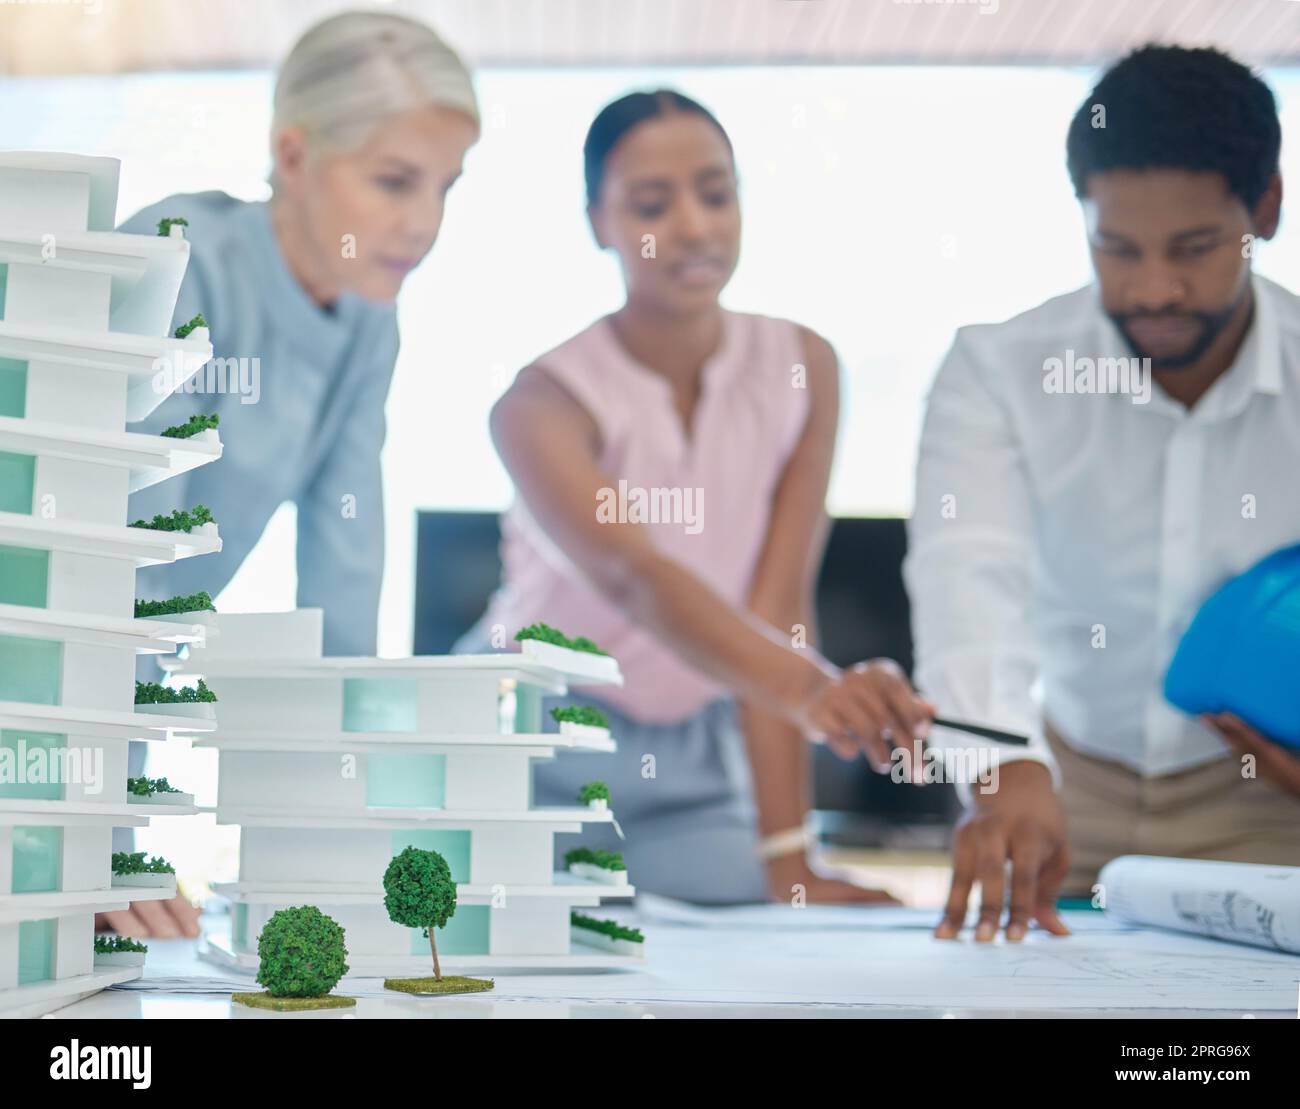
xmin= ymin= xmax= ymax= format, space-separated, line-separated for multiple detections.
xmin=1 ymin=0 xmax=1298 ymax=76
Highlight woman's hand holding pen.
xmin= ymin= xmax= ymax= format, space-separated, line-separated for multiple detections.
xmin=794 ymin=658 xmax=935 ymax=772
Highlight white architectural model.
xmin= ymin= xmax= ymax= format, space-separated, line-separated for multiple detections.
xmin=0 ymin=152 xmax=219 ymax=1017
xmin=176 ymin=611 xmax=645 ymax=974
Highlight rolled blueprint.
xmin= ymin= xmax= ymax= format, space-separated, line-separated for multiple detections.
xmin=1099 ymin=855 xmax=1300 ymax=955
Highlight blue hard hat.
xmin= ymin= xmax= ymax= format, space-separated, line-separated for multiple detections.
xmin=1164 ymin=543 xmax=1300 ymax=748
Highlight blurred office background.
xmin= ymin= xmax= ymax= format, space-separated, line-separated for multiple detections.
xmin=5 ymin=0 xmax=1299 ymax=900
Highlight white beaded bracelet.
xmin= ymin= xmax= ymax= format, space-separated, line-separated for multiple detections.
xmin=756 ymin=825 xmax=812 ymax=861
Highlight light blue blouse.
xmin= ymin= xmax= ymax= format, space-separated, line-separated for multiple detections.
xmin=121 ymin=193 xmax=399 ymax=656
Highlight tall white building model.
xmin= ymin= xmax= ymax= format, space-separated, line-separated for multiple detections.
xmin=0 ymin=152 xmax=219 ymax=1017
xmin=177 ymin=611 xmax=645 ymax=973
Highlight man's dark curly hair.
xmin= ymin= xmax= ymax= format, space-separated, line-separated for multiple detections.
xmin=1066 ymin=45 xmax=1281 ymax=209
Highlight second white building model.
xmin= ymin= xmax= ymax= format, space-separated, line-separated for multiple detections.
xmin=177 ymin=610 xmax=644 ymax=973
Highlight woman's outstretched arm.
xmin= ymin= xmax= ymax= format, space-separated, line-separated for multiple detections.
xmin=489 ymin=358 xmax=931 ymax=759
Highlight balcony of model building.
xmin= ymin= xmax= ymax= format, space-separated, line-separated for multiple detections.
xmin=0 ymin=153 xmax=213 ymax=429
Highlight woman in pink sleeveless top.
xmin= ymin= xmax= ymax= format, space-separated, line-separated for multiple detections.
xmin=469 ymin=90 xmax=932 ymax=904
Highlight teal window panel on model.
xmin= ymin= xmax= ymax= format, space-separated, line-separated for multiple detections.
xmin=0 ymin=357 xmax=25 ymax=416
xmin=0 ymin=545 xmax=49 ymax=607
xmin=12 ymin=826 xmax=62 ymax=893
xmin=0 ymin=730 xmax=67 ymax=801
xmin=368 ymin=752 xmax=446 ymax=809
xmin=342 ymin=677 xmax=419 ymax=732
xmin=512 ymin=681 xmax=543 ymax=733
xmin=391 ymin=829 xmax=470 ymax=881
xmin=0 ymin=635 xmax=62 ymax=704
xmin=409 ymin=904 xmax=490 ymax=957
xmin=0 ymin=450 xmax=34 ymax=514
xmin=17 ymin=919 xmax=56 ymax=985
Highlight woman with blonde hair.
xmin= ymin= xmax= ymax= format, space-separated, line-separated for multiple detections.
xmin=128 ymin=10 xmax=478 ymax=656
xmin=108 ymin=11 xmax=479 ymax=938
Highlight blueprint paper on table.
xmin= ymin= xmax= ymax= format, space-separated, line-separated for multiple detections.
xmin=634 ymin=894 xmax=938 ymax=930
xmin=108 ymin=913 xmax=1298 ymax=1012
xmin=1100 ymin=855 xmax=1300 ymax=954
xmin=633 ymin=894 xmax=1140 ymax=932
xmin=497 ymin=917 xmax=1297 ymax=1013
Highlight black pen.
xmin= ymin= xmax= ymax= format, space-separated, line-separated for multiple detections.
xmin=930 ymin=715 xmax=1031 ymax=747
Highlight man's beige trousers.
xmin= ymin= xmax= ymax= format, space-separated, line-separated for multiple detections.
xmin=1044 ymin=724 xmax=1300 ymax=897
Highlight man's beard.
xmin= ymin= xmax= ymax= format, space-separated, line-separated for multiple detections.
xmin=1108 ymin=287 xmax=1249 ymax=371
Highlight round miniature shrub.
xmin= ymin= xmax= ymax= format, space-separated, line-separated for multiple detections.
xmin=255 ymin=906 xmax=349 ymax=998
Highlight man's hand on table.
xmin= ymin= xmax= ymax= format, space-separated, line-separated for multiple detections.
xmin=96 ymin=895 xmax=201 ymax=939
xmin=765 ymin=853 xmax=900 ymax=905
xmin=935 ymin=760 xmax=1072 ymax=942
xmin=1205 ymin=712 xmax=1300 ymax=798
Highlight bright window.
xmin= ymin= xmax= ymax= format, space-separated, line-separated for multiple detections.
xmin=8 ymin=66 xmax=1300 ymax=653
xmin=8 ymin=65 xmax=1300 ymax=888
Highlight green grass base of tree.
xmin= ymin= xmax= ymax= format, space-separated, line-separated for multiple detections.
xmin=232 ymin=992 xmax=356 ymax=1011
xmin=383 ymin=976 xmax=495 ymax=996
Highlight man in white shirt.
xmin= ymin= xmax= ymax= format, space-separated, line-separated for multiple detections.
xmin=905 ymin=45 xmax=1300 ymax=943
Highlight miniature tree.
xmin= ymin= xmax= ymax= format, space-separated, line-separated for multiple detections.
xmin=174 ymin=313 xmax=207 ymax=339
xmin=550 ymin=705 xmax=610 ymax=729
xmin=254 ymin=906 xmax=349 ymax=999
xmin=134 ymin=591 xmax=216 ymax=618
xmin=111 ymin=851 xmax=174 ymax=876
xmin=379 ymin=849 xmax=494 ymax=996
xmin=126 ymin=776 xmax=181 ymax=797
xmin=578 ymin=780 xmax=611 ymax=806
xmin=570 ymin=912 xmax=644 ymax=945
xmin=564 ymin=846 xmax=626 ymax=872
xmin=156 ymin=216 xmax=189 ymax=236
xmin=94 ymin=935 xmax=148 ymax=955
xmin=514 ymin=622 xmax=569 ymax=648
xmin=129 ymin=504 xmax=215 ymax=533
xmin=514 ymin=622 xmax=609 ymax=656
xmin=134 ymin=678 xmax=217 ymax=704
xmin=160 ymin=413 xmax=219 ymax=439
xmin=383 ymin=846 xmax=457 ymax=980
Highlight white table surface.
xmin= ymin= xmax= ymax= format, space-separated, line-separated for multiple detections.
xmin=49 ymin=906 xmax=1300 ymax=1019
